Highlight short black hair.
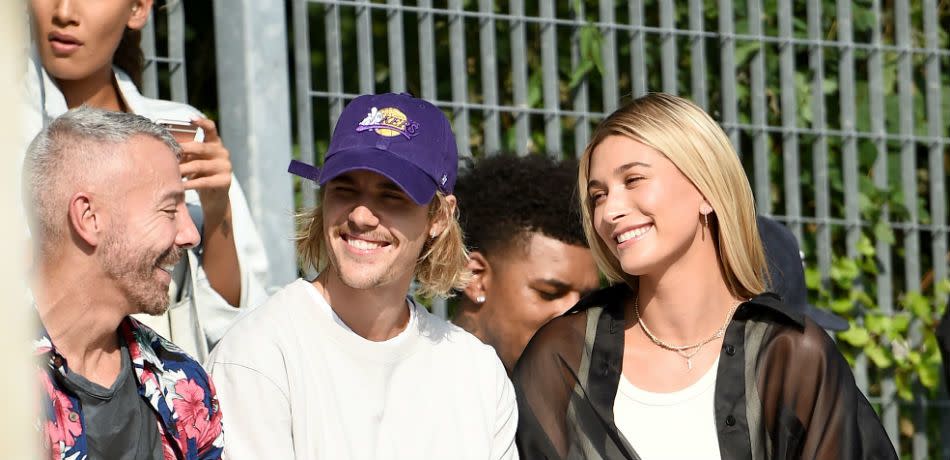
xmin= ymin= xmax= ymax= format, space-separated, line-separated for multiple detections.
xmin=455 ymin=154 xmax=588 ymax=257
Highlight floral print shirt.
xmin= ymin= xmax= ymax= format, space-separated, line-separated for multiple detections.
xmin=36 ymin=316 xmax=224 ymax=459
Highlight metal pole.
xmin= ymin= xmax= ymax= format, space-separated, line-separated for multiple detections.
xmin=214 ymin=0 xmax=297 ymax=287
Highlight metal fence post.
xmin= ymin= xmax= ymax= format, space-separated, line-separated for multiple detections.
xmin=213 ymin=0 xmax=297 ymax=288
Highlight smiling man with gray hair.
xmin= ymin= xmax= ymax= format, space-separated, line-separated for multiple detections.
xmin=26 ymin=107 xmax=224 ymax=459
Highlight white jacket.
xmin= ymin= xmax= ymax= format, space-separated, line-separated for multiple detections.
xmin=22 ymin=58 xmax=271 ymax=361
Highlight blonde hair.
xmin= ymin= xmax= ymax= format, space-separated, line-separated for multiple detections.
xmin=578 ymin=93 xmax=766 ymax=299
xmin=295 ymin=190 xmax=471 ymax=298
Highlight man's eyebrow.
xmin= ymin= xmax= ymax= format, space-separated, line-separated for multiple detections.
xmin=533 ymin=279 xmax=571 ymax=291
xmin=328 ymin=175 xmax=357 ymax=186
xmin=159 ymin=189 xmax=185 ymax=204
xmin=378 ymin=181 xmax=406 ymax=194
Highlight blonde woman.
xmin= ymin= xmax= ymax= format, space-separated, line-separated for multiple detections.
xmin=513 ymin=93 xmax=895 ymax=460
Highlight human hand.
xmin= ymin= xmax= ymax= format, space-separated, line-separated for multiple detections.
xmin=178 ymin=117 xmax=232 ymax=222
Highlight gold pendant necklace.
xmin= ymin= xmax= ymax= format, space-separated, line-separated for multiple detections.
xmin=634 ymin=297 xmax=742 ymax=371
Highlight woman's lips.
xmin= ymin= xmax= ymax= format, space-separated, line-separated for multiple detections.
xmin=48 ymin=32 xmax=83 ymax=56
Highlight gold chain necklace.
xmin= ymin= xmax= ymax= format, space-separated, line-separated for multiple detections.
xmin=634 ymin=297 xmax=742 ymax=371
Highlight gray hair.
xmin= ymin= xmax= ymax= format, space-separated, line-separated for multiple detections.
xmin=23 ymin=106 xmax=182 ymax=247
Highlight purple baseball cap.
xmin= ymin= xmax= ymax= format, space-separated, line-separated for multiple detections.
xmin=288 ymin=93 xmax=458 ymax=205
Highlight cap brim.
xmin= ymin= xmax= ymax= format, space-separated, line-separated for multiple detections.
xmin=319 ymin=148 xmax=437 ymax=205
xmin=804 ymin=304 xmax=850 ymax=331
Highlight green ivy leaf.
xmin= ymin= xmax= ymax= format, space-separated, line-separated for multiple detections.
xmin=838 ymin=326 xmax=870 ymax=347
xmin=902 ymin=291 xmax=931 ymax=318
xmin=936 ymin=279 xmax=950 ymax=299
xmin=859 ymin=256 xmax=879 ymax=276
xmin=908 ymin=350 xmax=922 ymax=365
xmin=830 ymin=258 xmax=860 ymax=286
xmin=873 ymin=220 xmax=895 ymax=245
xmin=891 ymin=314 xmax=911 ymax=333
xmin=580 ymin=26 xmax=603 ymax=75
xmin=831 ymin=298 xmax=856 ymax=314
xmin=857 ymin=235 xmax=875 ymax=257
xmin=865 ymin=315 xmax=890 ymax=335
xmin=896 ymin=373 xmax=913 ymax=401
xmin=919 ymin=363 xmax=939 ymax=390
xmin=568 ymin=60 xmax=595 ymax=90
xmin=526 ymin=70 xmax=543 ymax=108
xmin=849 ymin=288 xmax=876 ymax=310
xmin=865 ymin=344 xmax=893 ymax=368
xmin=822 ymin=76 xmax=838 ymax=94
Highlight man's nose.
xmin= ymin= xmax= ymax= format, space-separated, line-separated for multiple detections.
xmin=175 ymin=204 xmax=201 ymax=249
xmin=348 ymin=204 xmax=380 ymax=230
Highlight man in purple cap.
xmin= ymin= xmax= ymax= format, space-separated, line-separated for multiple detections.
xmin=207 ymin=93 xmax=518 ymax=459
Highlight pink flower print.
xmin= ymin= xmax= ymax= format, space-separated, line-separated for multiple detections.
xmin=162 ymin=436 xmax=178 ymax=460
xmin=138 ymin=367 xmax=157 ymax=388
xmin=195 ymin=397 xmax=223 ymax=452
xmin=40 ymin=371 xmax=81 ymax=447
xmin=173 ymin=379 xmax=210 ymax=439
xmin=46 ymin=426 xmax=63 ymax=458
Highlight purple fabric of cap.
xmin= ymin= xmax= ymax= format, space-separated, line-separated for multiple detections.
xmin=287 ymin=92 xmax=458 ymax=205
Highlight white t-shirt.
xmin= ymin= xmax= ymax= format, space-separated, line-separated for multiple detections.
xmin=207 ymin=279 xmax=519 ymax=460
xmin=614 ymin=358 xmax=722 ymax=460
xmin=306 ymin=282 xmax=416 ymax=347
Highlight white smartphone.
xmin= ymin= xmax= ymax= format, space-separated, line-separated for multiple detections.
xmin=156 ymin=119 xmax=201 ymax=144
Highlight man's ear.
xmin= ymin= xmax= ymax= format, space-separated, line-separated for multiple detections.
xmin=427 ymin=194 xmax=456 ymax=238
xmin=67 ymin=192 xmax=103 ymax=248
xmin=127 ymin=0 xmax=153 ymax=31
xmin=462 ymin=251 xmax=491 ymax=305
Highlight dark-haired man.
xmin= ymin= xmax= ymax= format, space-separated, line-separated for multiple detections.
xmin=453 ymin=154 xmax=600 ymax=371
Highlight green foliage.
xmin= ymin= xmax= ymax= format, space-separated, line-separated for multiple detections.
xmin=807 ymin=175 xmax=949 ymax=405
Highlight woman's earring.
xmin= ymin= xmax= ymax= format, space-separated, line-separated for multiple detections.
xmin=475 ymin=295 xmax=486 ymax=304
xmin=699 ymin=204 xmax=713 ymax=240
xmin=700 ymin=204 xmax=713 ymax=227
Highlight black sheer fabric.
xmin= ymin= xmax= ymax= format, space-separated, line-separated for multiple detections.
xmin=512 ymin=284 xmax=898 ymax=460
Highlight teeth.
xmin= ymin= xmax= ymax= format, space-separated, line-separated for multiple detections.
xmin=617 ymin=225 xmax=652 ymax=244
xmin=346 ymin=238 xmax=383 ymax=251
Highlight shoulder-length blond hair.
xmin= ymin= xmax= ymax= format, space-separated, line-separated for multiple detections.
xmin=578 ymin=93 xmax=766 ymax=299
xmin=295 ymin=189 xmax=471 ymax=298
